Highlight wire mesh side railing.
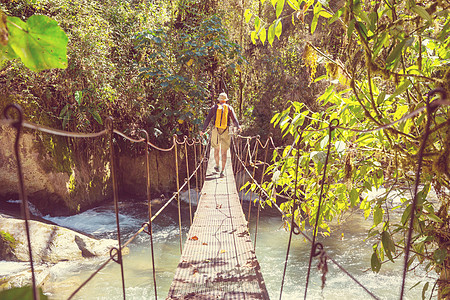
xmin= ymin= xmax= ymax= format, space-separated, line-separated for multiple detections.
xmin=1 ymin=104 xmax=209 ymax=300
xmin=231 ymin=88 xmax=448 ymax=300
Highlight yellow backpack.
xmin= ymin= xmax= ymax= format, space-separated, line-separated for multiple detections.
xmin=215 ymin=104 xmax=229 ymax=130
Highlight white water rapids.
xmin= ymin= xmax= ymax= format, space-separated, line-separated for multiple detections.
xmin=0 ymin=188 xmax=438 ymax=299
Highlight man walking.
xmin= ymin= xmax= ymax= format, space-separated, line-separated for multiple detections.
xmin=200 ymin=92 xmax=241 ymax=177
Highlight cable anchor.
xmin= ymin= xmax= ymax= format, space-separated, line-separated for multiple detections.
xmin=109 ymin=247 xmax=122 ymax=264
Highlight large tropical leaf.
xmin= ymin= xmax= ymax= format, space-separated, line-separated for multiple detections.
xmin=2 ymin=15 xmax=68 ymax=71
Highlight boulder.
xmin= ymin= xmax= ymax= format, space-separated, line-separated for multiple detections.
xmin=0 ymin=214 xmax=119 ymax=263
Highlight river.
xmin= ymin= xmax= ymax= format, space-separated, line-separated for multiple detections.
xmin=1 ymin=189 xmax=437 ymax=299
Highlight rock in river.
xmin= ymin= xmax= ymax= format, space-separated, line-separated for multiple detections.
xmin=0 ymin=213 xmax=119 ymax=263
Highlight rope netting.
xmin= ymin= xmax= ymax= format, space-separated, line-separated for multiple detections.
xmin=231 ymin=88 xmax=448 ymax=300
xmin=1 ymin=104 xmax=209 ymax=300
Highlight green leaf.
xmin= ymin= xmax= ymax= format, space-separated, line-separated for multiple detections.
xmin=0 ymin=286 xmax=48 ymax=300
xmin=310 ymin=2 xmax=322 ymax=34
xmin=271 ymin=0 xmax=278 ymax=7
xmin=433 ymin=248 xmax=447 ymax=265
xmin=0 ymin=42 xmax=18 ymax=61
xmin=347 ymin=18 xmax=356 ymax=39
xmin=287 ymin=0 xmax=299 ymax=10
xmin=438 ymin=19 xmax=450 ymax=41
xmin=75 ymin=91 xmax=83 ymax=105
xmin=393 ymin=104 xmax=409 ymax=121
xmin=275 ymin=19 xmax=282 ymax=39
xmin=310 ymin=151 xmax=326 ymax=164
xmin=410 ymin=280 xmax=422 ymax=290
xmin=313 ymin=1 xmax=321 ymax=14
xmin=276 ymin=0 xmax=285 ymax=18
xmin=371 ymin=251 xmax=381 ymax=272
xmin=271 ymin=112 xmax=280 ymax=124
xmin=368 ymin=11 xmax=377 ymax=31
xmin=422 ymin=282 xmax=429 ymax=300
xmin=354 ymin=5 xmax=370 ymax=25
xmin=411 ymin=5 xmax=432 ymax=23
xmin=244 ymin=9 xmax=253 ymax=23
xmin=373 ymin=206 xmax=383 ymax=226
xmin=6 ymin=15 xmax=68 ymax=72
xmin=402 ymin=204 xmax=412 ymax=225
xmin=268 ymin=24 xmax=275 ymax=46
xmin=319 ymin=10 xmax=333 ymax=18
xmin=328 ymin=7 xmax=344 ymax=24
xmin=388 ymin=79 xmax=412 ymax=101
xmin=350 ymin=188 xmax=359 ymax=206
xmin=376 ymin=91 xmax=386 ymax=105
xmin=311 ymin=14 xmax=319 ymax=34
xmin=90 ymin=110 xmax=103 ymax=125
xmin=425 ymin=212 xmax=443 ymax=223
xmin=313 ymin=74 xmax=327 ymax=82
xmin=260 ymin=27 xmax=267 ymax=45
xmin=59 ymin=104 xmax=70 ymax=118
xmin=250 ymin=31 xmax=257 ymax=44
xmin=254 ymin=16 xmax=261 ymax=31
xmin=373 ymin=32 xmax=389 ymax=58
xmin=386 ymin=39 xmax=406 ymax=68
xmin=381 ymin=231 xmax=396 ymax=261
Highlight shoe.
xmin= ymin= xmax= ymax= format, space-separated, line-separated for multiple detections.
xmin=214 ymin=166 xmax=220 ymax=172
xmin=220 ymin=171 xmax=225 ymax=178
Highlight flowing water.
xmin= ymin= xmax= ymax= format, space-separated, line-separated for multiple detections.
xmin=1 ymin=190 xmax=438 ymax=300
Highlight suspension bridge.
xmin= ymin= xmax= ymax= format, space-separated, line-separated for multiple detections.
xmin=0 ymin=88 xmax=447 ymax=300
xmin=168 ymin=150 xmax=269 ymax=299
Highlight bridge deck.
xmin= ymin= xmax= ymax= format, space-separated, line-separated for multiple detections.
xmin=168 ymin=149 xmax=269 ymax=299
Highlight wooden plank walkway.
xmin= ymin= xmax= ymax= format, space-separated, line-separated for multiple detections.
xmin=168 ymin=148 xmax=269 ymax=299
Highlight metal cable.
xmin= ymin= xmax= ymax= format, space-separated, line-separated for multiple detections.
xmin=247 ymin=137 xmax=260 ymax=221
xmin=173 ymin=135 xmax=183 ymax=254
xmin=106 ymin=118 xmax=127 ymax=300
xmin=0 ymin=117 xmax=107 ymax=138
xmin=3 ymin=104 xmax=40 ymax=300
xmin=280 ymin=128 xmax=303 ymax=300
xmin=3 ymin=86 xmax=446 ymax=299
xmin=399 ymin=88 xmax=446 ymax=300
xmin=240 ymin=139 xmax=251 ymax=204
xmin=304 ymin=119 xmax=338 ymax=300
xmin=194 ymin=143 xmax=200 ymax=208
xmin=300 ymin=98 xmax=450 ymax=134
xmin=1 ymin=103 xmax=210 ymax=300
xmin=67 ymin=150 xmax=206 ymax=299
xmin=254 ymin=134 xmax=271 ymax=249
xmin=233 ymin=135 xmax=381 ymax=300
xmin=185 ymin=141 xmax=193 ymax=226
xmin=113 ymin=129 xmax=176 ymax=152
xmin=141 ymin=129 xmax=158 ymax=300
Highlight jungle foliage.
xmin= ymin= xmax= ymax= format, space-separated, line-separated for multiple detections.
xmin=242 ymin=0 xmax=449 ymax=298
xmin=0 ymin=0 xmax=244 ymax=144
xmin=1 ymin=0 xmax=449 ymax=298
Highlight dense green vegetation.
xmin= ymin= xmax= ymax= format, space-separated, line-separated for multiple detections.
xmin=0 ymin=0 xmax=449 ymax=298
xmin=243 ymin=0 xmax=449 ymax=298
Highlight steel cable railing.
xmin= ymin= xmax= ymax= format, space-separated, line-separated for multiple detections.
xmin=233 ymin=88 xmax=448 ymax=300
xmin=69 ymin=137 xmax=208 ymax=299
xmin=1 ymin=87 xmax=447 ymax=299
xmin=1 ymin=105 xmax=209 ymax=300
xmin=232 ymin=136 xmax=381 ymax=300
